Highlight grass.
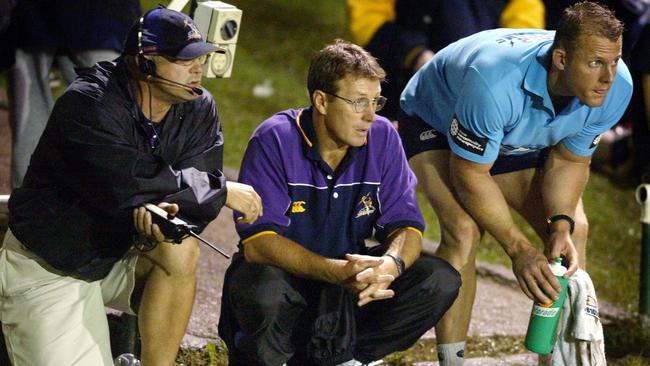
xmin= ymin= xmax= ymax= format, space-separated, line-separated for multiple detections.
xmin=175 ymin=321 xmax=650 ymax=365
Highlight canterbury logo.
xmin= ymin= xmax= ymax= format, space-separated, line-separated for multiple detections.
xmin=419 ymin=129 xmax=436 ymax=141
xmin=291 ymin=201 xmax=306 ymax=213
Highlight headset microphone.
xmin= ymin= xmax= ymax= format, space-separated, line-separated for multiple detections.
xmin=136 ymin=10 xmax=203 ymax=96
xmin=147 ymin=74 xmax=203 ymax=95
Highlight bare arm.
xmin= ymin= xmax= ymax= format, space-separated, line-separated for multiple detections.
xmin=541 ymin=143 xmax=590 ymax=275
xmin=383 ymin=227 xmax=422 ymax=271
xmin=449 ymin=153 xmax=560 ymax=303
xmin=243 ymin=233 xmax=386 ymax=287
xmin=449 ymin=154 xmax=531 ymax=255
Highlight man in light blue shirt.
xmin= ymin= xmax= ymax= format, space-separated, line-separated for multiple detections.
xmin=399 ymin=2 xmax=632 ymax=364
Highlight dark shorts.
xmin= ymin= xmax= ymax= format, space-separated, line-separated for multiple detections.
xmin=397 ymin=111 xmax=549 ymax=175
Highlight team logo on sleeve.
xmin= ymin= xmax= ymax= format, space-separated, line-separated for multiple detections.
xmin=590 ymin=134 xmax=603 ymax=148
xmin=449 ymin=117 xmax=488 ymax=156
xmin=291 ymin=201 xmax=306 ymax=213
xmin=419 ymin=129 xmax=437 ymax=141
xmin=355 ymin=193 xmax=376 ymax=218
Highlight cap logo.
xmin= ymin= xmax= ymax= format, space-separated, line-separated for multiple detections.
xmin=184 ymin=19 xmax=201 ymax=41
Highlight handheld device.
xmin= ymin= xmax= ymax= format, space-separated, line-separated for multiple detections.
xmin=144 ymin=203 xmax=230 ymax=258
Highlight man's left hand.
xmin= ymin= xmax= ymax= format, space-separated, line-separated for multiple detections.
xmin=349 ymin=254 xmax=400 ymax=306
xmin=545 ymin=230 xmax=579 ymax=277
xmin=226 ymin=181 xmax=263 ymax=224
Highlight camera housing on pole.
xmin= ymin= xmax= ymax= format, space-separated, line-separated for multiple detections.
xmin=636 ymin=184 xmax=650 ymax=321
xmin=193 ymin=1 xmax=242 ymax=78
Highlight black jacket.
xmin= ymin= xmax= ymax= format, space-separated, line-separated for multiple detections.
xmin=8 ymin=58 xmax=227 ymax=280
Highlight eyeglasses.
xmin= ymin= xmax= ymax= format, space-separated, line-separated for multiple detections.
xmin=161 ymin=54 xmax=208 ymax=66
xmin=324 ymin=92 xmax=387 ymax=113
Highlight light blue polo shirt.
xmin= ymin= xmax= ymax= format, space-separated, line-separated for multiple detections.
xmin=400 ymin=28 xmax=633 ymax=164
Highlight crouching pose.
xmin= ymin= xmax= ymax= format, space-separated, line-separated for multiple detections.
xmin=219 ymin=40 xmax=461 ymax=366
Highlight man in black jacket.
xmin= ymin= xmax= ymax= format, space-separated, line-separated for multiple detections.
xmin=0 ymin=8 xmax=261 ymax=366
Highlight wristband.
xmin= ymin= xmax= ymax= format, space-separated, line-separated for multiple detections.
xmin=546 ymin=214 xmax=575 ymax=235
xmin=385 ymin=253 xmax=405 ymax=276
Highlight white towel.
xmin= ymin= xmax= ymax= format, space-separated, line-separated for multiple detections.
xmin=551 ymin=269 xmax=607 ymax=366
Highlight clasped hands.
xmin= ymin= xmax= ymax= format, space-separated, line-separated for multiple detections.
xmin=340 ymin=253 xmax=400 ymax=307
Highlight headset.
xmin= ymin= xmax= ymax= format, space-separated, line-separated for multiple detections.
xmin=137 ymin=8 xmax=159 ymax=77
xmin=136 ymin=8 xmax=203 ymax=95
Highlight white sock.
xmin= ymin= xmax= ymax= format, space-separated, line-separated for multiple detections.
xmin=437 ymin=341 xmax=465 ymax=366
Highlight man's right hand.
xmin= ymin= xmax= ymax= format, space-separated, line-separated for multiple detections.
xmin=339 ymin=253 xmax=395 ymax=306
xmin=133 ymin=202 xmax=179 ymax=243
xmin=226 ymin=181 xmax=263 ymax=224
xmin=510 ymin=245 xmax=562 ymax=305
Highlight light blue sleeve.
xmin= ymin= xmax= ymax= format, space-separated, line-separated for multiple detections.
xmin=562 ymin=62 xmax=633 ymax=157
xmin=449 ymin=67 xmax=508 ymax=164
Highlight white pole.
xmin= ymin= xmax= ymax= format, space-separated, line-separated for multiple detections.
xmin=167 ymin=0 xmax=190 ymax=11
xmin=636 ymin=184 xmax=650 ymax=321
xmin=638 ymin=184 xmax=650 ymax=224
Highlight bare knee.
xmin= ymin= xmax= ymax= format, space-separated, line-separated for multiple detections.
xmin=141 ymin=237 xmax=200 ymax=279
xmin=573 ymin=214 xmax=588 ymax=242
xmin=437 ymin=217 xmax=480 ymax=269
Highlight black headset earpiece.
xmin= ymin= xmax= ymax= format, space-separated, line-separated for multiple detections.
xmin=137 ymin=11 xmax=156 ymax=76
xmin=138 ymin=54 xmax=156 ymax=76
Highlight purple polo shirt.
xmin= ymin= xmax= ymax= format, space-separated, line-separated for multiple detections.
xmin=234 ymin=108 xmax=425 ymax=258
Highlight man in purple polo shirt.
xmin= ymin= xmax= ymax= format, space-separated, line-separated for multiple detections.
xmin=218 ymin=40 xmax=461 ymax=366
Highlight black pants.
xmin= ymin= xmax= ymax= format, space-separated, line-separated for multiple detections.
xmin=218 ymin=254 xmax=461 ymax=366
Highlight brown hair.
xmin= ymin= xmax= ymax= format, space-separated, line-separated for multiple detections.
xmin=551 ymin=1 xmax=623 ymax=53
xmin=307 ymin=39 xmax=385 ymax=102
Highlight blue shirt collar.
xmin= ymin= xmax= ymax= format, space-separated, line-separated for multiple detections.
xmin=523 ymin=43 xmax=555 ymax=114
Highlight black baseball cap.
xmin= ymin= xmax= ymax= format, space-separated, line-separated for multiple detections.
xmin=124 ymin=8 xmax=217 ymax=60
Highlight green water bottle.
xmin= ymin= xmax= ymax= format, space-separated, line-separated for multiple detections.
xmin=524 ymin=258 xmax=569 ymax=354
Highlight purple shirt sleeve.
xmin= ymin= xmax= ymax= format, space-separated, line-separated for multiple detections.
xmin=374 ymin=122 xmax=425 ymax=241
xmin=235 ymin=131 xmax=292 ymax=240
